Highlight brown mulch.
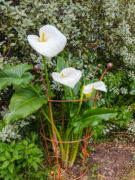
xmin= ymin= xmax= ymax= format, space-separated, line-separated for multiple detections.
xmin=48 ymin=142 xmax=135 ymax=180
xmin=86 ymin=142 xmax=135 ymax=180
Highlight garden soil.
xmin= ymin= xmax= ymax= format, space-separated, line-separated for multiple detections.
xmin=48 ymin=142 xmax=135 ymax=180
xmin=75 ymin=142 xmax=135 ymax=180
xmin=85 ymin=142 xmax=135 ymax=180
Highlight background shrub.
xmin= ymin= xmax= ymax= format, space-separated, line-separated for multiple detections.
xmin=0 ymin=0 xmax=135 ymax=79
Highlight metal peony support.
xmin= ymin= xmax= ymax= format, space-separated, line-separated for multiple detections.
xmin=35 ymin=63 xmax=113 ymax=180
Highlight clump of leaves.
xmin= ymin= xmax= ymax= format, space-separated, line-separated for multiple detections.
xmin=0 ymin=133 xmax=48 ymax=180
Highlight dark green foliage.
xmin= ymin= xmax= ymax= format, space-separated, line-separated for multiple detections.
xmin=4 ymin=86 xmax=47 ymax=124
xmin=0 ymin=64 xmax=33 ymax=90
xmin=0 ymin=134 xmax=48 ymax=180
xmin=72 ymin=107 xmax=116 ymax=134
xmin=1 ymin=0 xmax=135 ymax=78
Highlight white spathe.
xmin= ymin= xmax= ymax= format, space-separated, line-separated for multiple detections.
xmin=27 ymin=25 xmax=67 ymax=57
xmin=84 ymin=81 xmax=107 ymax=95
xmin=52 ymin=67 xmax=82 ymax=88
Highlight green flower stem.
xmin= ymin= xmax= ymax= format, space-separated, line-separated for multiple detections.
xmin=65 ymin=126 xmax=73 ymax=140
xmin=42 ymin=56 xmax=51 ymax=97
xmin=48 ymin=127 xmax=56 ymax=154
xmin=64 ymin=129 xmax=77 ymax=166
xmin=69 ymin=133 xmax=82 ymax=167
xmin=64 ymin=127 xmax=73 ymax=164
xmin=42 ymin=57 xmax=66 ymax=158
xmin=65 ymin=143 xmax=70 ymax=163
xmin=70 ymin=87 xmax=73 ymax=98
xmin=41 ymin=109 xmax=65 ymax=158
xmin=77 ymin=84 xmax=84 ymax=115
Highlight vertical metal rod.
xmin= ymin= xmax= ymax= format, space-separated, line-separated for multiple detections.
xmin=40 ymin=117 xmax=51 ymax=165
xmin=36 ymin=67 xmax=61 ymax=180
xmin=81 ymin=127 xmax=90 ymax=175
xmin=48 ymin=99 xmax=61 ymax=180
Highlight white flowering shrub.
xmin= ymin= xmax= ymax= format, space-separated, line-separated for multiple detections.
xmin=101 ymin=0 xmax=135 ymax=73
xmin=128 ymin=119 xmax=135 ymax=137
xmin=0 ymin=0 xmax=135 ymax=79
xmin=95 ymin=70 xmax=131 ymax=107
xmin=0 ymin=119 xmax=29 ymax=142
xmin=0 ymin=124 xmax=21 ymax=142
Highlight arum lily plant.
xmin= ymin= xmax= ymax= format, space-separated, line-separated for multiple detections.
xmin=0 ymin=25 xmax=116 ymax=170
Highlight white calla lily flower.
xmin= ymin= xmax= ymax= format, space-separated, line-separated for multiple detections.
xmin=84 ymin=81 xmax=107 ymax=97
xmin=52 ymin=67 xmax=82 ymax=88
xmin=27 ymin=25 xmax=67 ymax=57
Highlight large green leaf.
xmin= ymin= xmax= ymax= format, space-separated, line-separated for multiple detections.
xmin=72 ymin=107 xmax=116 ymax=134
xmin=4 ymin=86 xmax=47 ymax=124
xmin=79 ymin=108 xmax=115 ymax=119
xmin=0 ymin=64 xmax=33 ymax=89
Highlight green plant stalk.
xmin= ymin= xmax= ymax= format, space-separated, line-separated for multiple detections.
xmin=63 ymin=84 xmax=84 ymax=163
xmin=69 ymin=133 xmax=82 ymax=167
xmin=42 ymin=56 xmax=51 ymax=97
xmin=65 ymin=143 xmax=70 ymax=163
xmin=62 ymin=126 xmax=73 ymax=163
xmin=64 ymin=126 xmax=73 ymax=141
xmin=70 ymin=87 xmax=73 ymax=98
xmin=41 ymin=109 xmax=65 ymax=158
xmin=64 ymin=128 xmax=73 ymax=164
xmin=48 ymin=127 xmax=56 ymax=154
xmin=42 ymin=57 xmax=66 ymax=159
xmin=77 ymin=85 xmax=84 ymax=115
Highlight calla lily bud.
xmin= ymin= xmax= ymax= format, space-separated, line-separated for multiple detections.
xmin=34 ymin=65 xmax=40 ymax=71
xmin=97 ymin=64 xmax=101 ymax=68
xmin=107 ymin=63 xmax=113 ymax=69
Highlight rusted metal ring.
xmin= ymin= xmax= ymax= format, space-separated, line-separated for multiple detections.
xmin=48 ymin=94 xmax=102 ymax=103
xmin=40 ymin=127 xmax=94 ymax=144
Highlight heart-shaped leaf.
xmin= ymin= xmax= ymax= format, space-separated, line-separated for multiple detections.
xmin=4 ymin=86 xmax=47 ymax=124
xmin=72 ymin=107 xmax=116 ymax=134
xmin=0 ymin=64 xmax=33 ymax=89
